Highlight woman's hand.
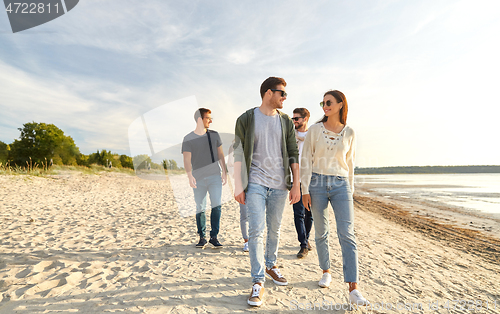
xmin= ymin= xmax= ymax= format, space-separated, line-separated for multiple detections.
xmin=302 ymin=194 xmax=311 ymax=211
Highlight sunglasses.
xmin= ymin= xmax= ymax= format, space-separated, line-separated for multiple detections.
xmin=320 ymin=100 xmax=335 ymax=107
xmin=291 ymin=117 xmax=304 ymax=121
xmin=271 ymin=89 xmax=287 ymax=97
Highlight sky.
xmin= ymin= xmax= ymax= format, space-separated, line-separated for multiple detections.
xmin=1 ymin=0 xmax=499 ymax=168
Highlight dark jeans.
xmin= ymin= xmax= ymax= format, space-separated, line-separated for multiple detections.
xmin=196 ymin=206 xmax=221 ymax=238
xmin=293 ymin=187 xmax=313 ymax=248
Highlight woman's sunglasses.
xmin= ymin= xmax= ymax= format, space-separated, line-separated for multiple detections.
xmin=320 ymin=100 xmax=332 ymax=108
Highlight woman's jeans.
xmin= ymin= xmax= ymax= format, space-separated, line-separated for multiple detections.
xmin=309 ymin=173 xmax=358 ymax=283
xmin=193 ymin=174 xmax=222 ymax=238
xmin=246 ymin=182 xmax=288 ymax=283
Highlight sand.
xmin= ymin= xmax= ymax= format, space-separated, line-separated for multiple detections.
xmin=1 ymin=172 xmax=499 ymax=313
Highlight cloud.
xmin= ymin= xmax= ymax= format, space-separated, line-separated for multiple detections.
xmin=1 ymin=0 xmax=499 ymax=167
xmin=226 ymin=49 xmax=256 ymax=65
xmin=0 ymin=60 xmax=141 ymax=152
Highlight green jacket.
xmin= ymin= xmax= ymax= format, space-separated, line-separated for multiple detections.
xmin=233 ymin=107 xmax=299 ymax=191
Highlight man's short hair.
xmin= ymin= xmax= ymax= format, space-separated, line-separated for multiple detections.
xmin=293 ymin=108 xmax=310 ymax=119
xmin=260 ymin=77 xmax=287 ymax=99
xmin=194 ymin=108 xmax=211 ymax=122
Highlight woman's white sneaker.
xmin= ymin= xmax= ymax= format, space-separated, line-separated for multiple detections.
xmin=243 ymin=242 xmax=249 ymax=252
xmin=318 ymin=272 xmax=331 ymax=288
xmin=349 ymin=289 xmax=369 ymax=306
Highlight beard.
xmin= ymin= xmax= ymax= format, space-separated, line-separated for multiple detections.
xmin=294 ymin=122 xmax=304 ymax=130
xmin=273 ymin=97 xmax=283 ymax=109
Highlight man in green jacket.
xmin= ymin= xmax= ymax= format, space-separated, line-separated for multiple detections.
xmin=233 ymin=77 xmax=300 ymax=307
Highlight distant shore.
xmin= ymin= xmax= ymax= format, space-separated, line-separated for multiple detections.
xmin=355 ymin=165 xmax=500 ymax=174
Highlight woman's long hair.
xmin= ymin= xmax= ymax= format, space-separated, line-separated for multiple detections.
xmin=318 ymin=90 xmax=348 ymax=124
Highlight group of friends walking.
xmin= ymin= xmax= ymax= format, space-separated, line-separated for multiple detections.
xmin=181 ymin=76 xmax=369 ymax=307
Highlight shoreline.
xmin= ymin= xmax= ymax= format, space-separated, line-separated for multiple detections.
xmin=354 ymin=192 xmax=500 ymax=266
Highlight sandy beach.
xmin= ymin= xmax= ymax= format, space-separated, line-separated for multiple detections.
xmin=1 ymin=172 xmax=499 ymax=313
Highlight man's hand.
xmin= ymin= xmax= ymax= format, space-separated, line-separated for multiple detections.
xmin=289 ymin=184 xmax=300 ymax=205
xmin=221 ymin=172 xmax=227 ymax=186
xmin=235 ymin=191 xmax=246 ymax=205
xmin=188 ymin=174 xmax=197 ymax=188
xmin=302 ymin=194 xmax=311 ymax=211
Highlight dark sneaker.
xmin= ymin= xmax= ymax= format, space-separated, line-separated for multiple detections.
xmin=297 ymin=247 xmax=308 ymax=258
xmin=265 ymin=266 xmax=288 ymax=286
xmin=196 ymin=237 xmax=207 ymax=248
xmin=248 ymin=283 xmax=264 ymax=307
xmin=209 ymin=237 xmax=223 ymax=248
xmin=307 ymin=241 xmax=313 ymax=251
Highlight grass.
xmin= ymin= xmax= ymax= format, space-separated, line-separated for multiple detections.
xmin=0 ymin=162 xmax=137 ymax=176
xmin=165 ymin=169 xmax=187 ymax=176
xmin=52 ymin=164 xmax=137 ymax=176
xmin=0 ymin=161 xmax=187 ymax=177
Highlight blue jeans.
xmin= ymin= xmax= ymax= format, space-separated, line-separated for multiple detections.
xmin=240 ymin=203 xmax=249 ymax=240
xmin=193 ymin=174 xmax=222 ymax=238
xmin=309 ymin=173 xmax=358 ymax=283
xmin=293 ymin=186 xmax=313 ymax=248
xmin=246 ymin=182 xmax=288 ymax=283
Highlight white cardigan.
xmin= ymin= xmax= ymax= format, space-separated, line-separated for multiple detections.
xmin=300 ymin=123 xmax=356 ymax=194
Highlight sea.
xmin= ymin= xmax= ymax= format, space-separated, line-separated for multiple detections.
xmin=356 ymin=173 xmax=500 ymax=215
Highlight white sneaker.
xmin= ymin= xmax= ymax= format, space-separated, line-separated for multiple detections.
xmin=349 ymin=289 xmax=370 ymax=306
xmin=318 ymin=272 xmax=331 ymax=288
xmin=243 ymin=242 xmax=249 ymax=252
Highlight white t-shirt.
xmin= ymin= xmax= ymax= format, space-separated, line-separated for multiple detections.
xmin=292 ymin=130 xmax=308 ymax=184
xmin=297 ymin=130 xmax=308 ymax=166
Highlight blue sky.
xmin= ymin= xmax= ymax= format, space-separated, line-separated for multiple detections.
xmin=1 ymin=0 xmax=499 ymax=167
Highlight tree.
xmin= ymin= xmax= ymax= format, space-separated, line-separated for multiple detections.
xmin=162 ymin=159 xmax=178 ymax=170
xmin=133 ymin=154 xmax=152 ymax=170
xmin=0 ymin=141 xmax=9 ymax=164
xmin=169 ymin=159 xmax=178 ymax=170
xmin=76 ymin=154 xmax=90 ymax=167
xmin=88 ymin=150 xmax=122 ymax=167
xmin=9 ymin=122 xmax=80 ymax=166
xmin=120 ymin=154 xmax=133 ymax=169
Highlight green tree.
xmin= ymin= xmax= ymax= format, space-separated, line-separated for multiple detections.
xmin=162 ymin=159 xmax=178 ymax=170
xmin=9 ymin=122 xmax=80 ymax=166
xmin=0 ymin=141 xmax=9 ymax=165
xmin=76 ymin=154 xmax=90 ymax=167
xmin=119 ymin=155 xmax=134 ymax=169
xmin=88 ymin=150 xmax=122 ymax=167
xmin=133 ymin=154 xmax=152 ymax=170
xmin=170 ymin=159 xmax=178 ymax=170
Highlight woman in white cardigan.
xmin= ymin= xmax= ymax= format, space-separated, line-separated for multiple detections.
xmin=301 ymin=90 xmax=369 ymax=306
